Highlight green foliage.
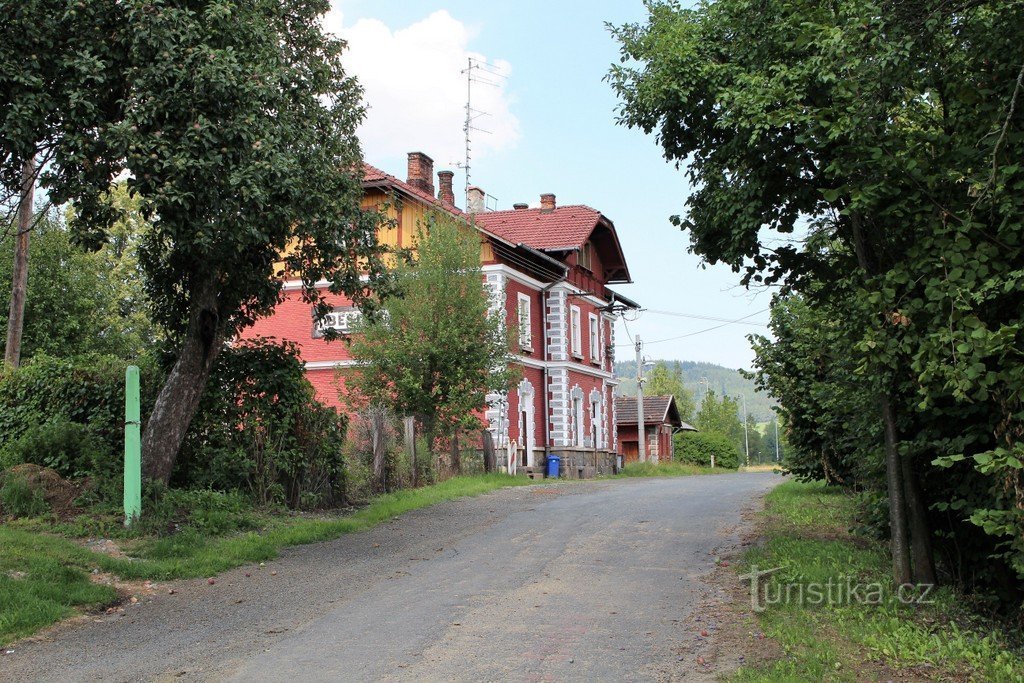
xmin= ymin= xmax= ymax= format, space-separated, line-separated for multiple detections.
xmin=616 ymin=358 xmax=776 ymax=422
xmin=0 ymin=419 xmax=109 ymax=482
xmin=134 ymin=488 xmax=262 ymax=538
xmin=0 ymin=354 xmax=162 ymax=494
xmin=674 ymin=431 xmax=740 ymax=469
xmin=611 ymin=0 xmax=1024 ymax=608
xmin=178 ymin=338 xmax=347 ymax=509
xmin=694 ymin=390 xmax=744 ymax=449
xmin=639 ymin=361 xmax=696 ymax=423
xmin=736 ymin=482 xmax=1024 ymax=681
xmin=0 ymin=475 xmax=49 ymax=518
xmin=616 ymin=461 xmax=716 ymax=478
xmin=349 ymin=214 xmax=513 ymax=440
xmin=0 ymin=203 xmax=158 ymax=361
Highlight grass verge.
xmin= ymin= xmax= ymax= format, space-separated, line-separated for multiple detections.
xmin=733 ymin=481 xmax=1024 ymax=682
xmin=0 ymin=473 xmax=534 ymax=645
xmin=615 ymin=461 xmax=722 ymax=478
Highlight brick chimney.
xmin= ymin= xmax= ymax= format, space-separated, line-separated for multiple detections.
xmin=540 ymin=193 xmax=556 ymax=212
xmin=407 ymin=151 xmax=434 ymax=196
xmin=513 ymin=203 xmax=528 ymax=210
xmin=467 ymin=186 xmax=485 ymax=214
xmin=437 ymin=170 xmax=455 ymax=205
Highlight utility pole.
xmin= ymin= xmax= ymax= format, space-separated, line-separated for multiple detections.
xmin=742 ymin=393 xmax=750 ymax=466
xmin=774 ymin=417 xmax=781 ymax=462
xmin=635 ymin=336 xmax=646 ymax=463
xmin=5 ymin=156 xmax=35 ymax=368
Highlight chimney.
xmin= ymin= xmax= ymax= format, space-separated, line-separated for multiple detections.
xmin=467 ymin=186 xmax=485 ymax=214
xmin=407 ymin=151 xmax=434 ymax=196
xmin=513 ymin=203 xmax=528 ymax=210
xmin=540 ymin=193 xmax=556 ymax=211
xmin=437 ymin=170 xmax=455 ymax=205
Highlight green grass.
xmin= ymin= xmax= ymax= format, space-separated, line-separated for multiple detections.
xmin=614 ymin=461 xmax=721 ymax=478
xmin=733 ymin=481 xmax=1024 ymax=682
xmin=0 ymin=473 xmax=534 ymax=645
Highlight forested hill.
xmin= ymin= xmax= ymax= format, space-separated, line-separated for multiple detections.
xmin=614 ymin=359 xmax=777 ymax=422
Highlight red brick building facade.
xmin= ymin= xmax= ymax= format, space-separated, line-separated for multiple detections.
xmin=243 ymin=152 xmax=638 ymax=475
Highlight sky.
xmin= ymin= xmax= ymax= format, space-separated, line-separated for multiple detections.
xmin=325 ymin=1 xmax=775 ymax=371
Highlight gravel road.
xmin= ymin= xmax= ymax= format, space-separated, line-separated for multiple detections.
xmin=1 ymin=472 xmax=779 ymax=682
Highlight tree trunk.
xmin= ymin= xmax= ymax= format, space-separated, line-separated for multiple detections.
xmin=482 ymin=429 xmax=495 ymax=473
xmin=901 ymin=452 xmax=937 ymax=585
xmin=141 ymin=278 xmax=223 ymax=483
xmin=5 ymin=157 xmax=35 ymax=368
xmin=449 ymin=429 xmax=461 ymax=474
xmin=881 ymin=398 xmax=913 ymax=585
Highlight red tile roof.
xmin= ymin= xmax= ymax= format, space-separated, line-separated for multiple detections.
xmin=361 ymin=162 xmax=462 ymax=215
xmin=473 ymin=206 xmax=601 ymax=251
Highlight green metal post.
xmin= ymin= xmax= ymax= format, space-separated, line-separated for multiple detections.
xmin=124 ymin=365 xmax=142 ymax=525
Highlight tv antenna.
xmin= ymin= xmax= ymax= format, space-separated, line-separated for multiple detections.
xmin=456 ymin=57 xmax=506 ymax=206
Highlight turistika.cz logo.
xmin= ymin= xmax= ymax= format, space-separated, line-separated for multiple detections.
xmin=738 ymin=565 xmax=935 ymax=613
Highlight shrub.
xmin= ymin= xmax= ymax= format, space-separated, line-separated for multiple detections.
xmin=0 ymin=475 xmax=49 ymax=518
xmin=0 ymin=419 xmax=110 ymax=481
xmin=177 ymin=338 xmax=347 ymax=509
xmin=0 ymin=353 xmax=163 ymax=493
xmin=675 ymin=431 xmax=741 ymax=469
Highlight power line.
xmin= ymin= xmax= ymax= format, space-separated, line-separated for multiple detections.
xmin=642 ymin=308 xmax=768 ymax=327
xmin=613 ymin=309 xmax=769 ymax=348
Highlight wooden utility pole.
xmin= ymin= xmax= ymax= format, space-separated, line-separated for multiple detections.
xmin=5 ymin=157 xmax=35 ymax=368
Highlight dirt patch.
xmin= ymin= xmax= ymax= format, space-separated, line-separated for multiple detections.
xmin=1 ymin=464 xmax=84 ymax=520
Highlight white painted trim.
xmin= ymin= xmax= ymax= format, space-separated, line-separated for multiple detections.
xmin=481 ymin=263 xmax=614 ymax=308
xmin=281 ymin=275 xmax=370 ymax=291
xmin=304 ymin=359 xmax=359 ymax=370
xmin=569 ymin=305 xmax=582 ymax=357
xmin=516 ymin=292 xmax=533 ymax=350
xmin=511 ymin=355 xmax=615 ymax=379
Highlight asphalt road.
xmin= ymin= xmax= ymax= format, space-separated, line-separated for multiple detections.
xmin=1 ymin=472 xmax=779 ymax=682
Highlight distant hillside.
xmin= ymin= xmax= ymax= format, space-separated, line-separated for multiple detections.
xmin=615 ymin=359 xmax=777 ymax=422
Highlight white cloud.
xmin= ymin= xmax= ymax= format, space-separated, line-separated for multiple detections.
xmin=323 ymin=7 xmax=519 ymax=172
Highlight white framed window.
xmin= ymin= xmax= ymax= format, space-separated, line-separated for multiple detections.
xmin=570 ymin=305 xmax=582 ymax=357
xmin=571 ymin=387 xmax=585 ymax=446
xmin=517 ymin=293 xmax=532 ymax=350
xmin=588 ymin=313 xmax=599 ymax=362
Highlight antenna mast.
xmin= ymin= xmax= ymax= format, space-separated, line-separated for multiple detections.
xmin=458 ymin=57 xmax=505 ymax=206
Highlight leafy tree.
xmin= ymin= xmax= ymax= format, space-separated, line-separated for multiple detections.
xmin=3 ymin=1 xmax=383 ymax=484
xmin=118 ymin=0 xmax=384 ymax=484
xmin=348 ymin=214 xmax=513 ymax=472
xmin=694 ymin=390 xmax=743 ymax=447
xmin=0 ymin=190 xmax=159 ymax=361
xmin=644 ymin=361 xmax=696 ymax=423
xmin=609 ymin=0 xmax=1024 ymax=589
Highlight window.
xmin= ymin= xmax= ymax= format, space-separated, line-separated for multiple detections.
xmin=588 ymin=313 xmax=599 ymax=362
xmin=517 ymin=293 xmax=532 ymax=349
xmin=570 ymin=305 xmax=582 ymax=357
xmin=571 ymin=393 xmax=585 ymax=446
xmin=579 ymin=241 xmax=594 ymax=272
xmin=313 ymin=306 xmax=362 ymax=337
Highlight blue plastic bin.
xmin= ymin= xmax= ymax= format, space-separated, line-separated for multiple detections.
xmin=546 ymin=454 xmax=561 ymax=478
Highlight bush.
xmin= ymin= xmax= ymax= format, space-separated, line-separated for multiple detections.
xmin=134 ymin=487 xmax=262 ymax=537
xmin=675 ymin=431 xmax=741 ymax=469
xmin=177 ymin=339 xmax=347 ymax=509
xmin=0 ymin=419 xmax=110 ymax=481
xmin=0 ymin=353 xmax=163 ymax=495
xmin=0 ymin=475 xmax=49 ymax=518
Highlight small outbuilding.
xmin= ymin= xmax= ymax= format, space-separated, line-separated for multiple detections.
xmin=615 ymin=395 xmax=696 ymax=464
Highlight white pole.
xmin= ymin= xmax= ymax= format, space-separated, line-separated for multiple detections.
xmin=742 ymin=394 xmax=750 ymax=466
